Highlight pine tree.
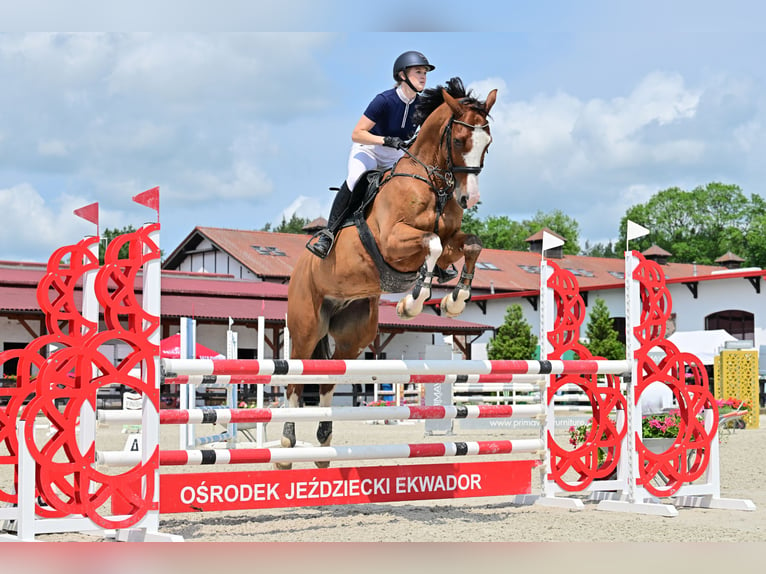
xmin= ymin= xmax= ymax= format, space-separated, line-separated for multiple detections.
xmin=584 ymin=298 xmax=625 ymax=360
xmin=487 ymin=304 xmax=538 ymax=359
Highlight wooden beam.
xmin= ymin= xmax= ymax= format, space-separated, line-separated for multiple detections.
xmin=18 ymin=317 xmax=39 ymax=339
xmin=4 ymin=314 xmax=45 ymax=339
xmin=453 ymin=335 xmax=468 ymax=358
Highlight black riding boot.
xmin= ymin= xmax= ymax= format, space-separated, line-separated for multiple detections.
xmin=307 ymin=182 xmax=353 ymax=259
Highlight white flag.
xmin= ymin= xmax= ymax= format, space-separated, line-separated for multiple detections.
xmin=626 ymin=220 xmax=650 ymax=241
xmin=542 ymin=231 xmax=565 ymax=253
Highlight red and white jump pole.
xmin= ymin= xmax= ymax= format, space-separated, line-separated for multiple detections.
xmin=162 ymin=357 xmax=631 ymax=378
xmin=99 ymin=403 xmax=543 ymax=426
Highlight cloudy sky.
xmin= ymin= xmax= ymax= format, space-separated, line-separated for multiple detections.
xmin=1 ymin=1 xmax=764 ymax=262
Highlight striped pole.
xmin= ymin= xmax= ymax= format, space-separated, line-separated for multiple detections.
xmin=452 ymin=383 xmax=541 ymax=393
xmin=97 ymin=438 xmax=546 ymax=467
xmin=162 ymin=358 xmax=631 ymax=378
xmin=99 ymin=404 xmax=543 ymax=426
xmin=195 ymin=431 xmax=233 ymax=445
xmin=164 ymin=372 xmax=547 ymax=386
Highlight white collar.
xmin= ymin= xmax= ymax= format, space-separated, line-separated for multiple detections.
xmin=396 ymin=84 xmax=417 ymax=104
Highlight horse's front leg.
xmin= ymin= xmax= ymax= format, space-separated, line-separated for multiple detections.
xmin=394 ymin=233 xmax=442 ymax=320
xmin=439 ymin=233 xmax=482 ymax=318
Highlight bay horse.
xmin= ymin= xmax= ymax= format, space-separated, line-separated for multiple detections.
xmin=281 ymin=78 xmax=497 ymax=468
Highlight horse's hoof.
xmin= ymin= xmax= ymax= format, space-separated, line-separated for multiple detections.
xmin=396 ymin=298 xmax=420 ymax=320
xmin=280 ymin=435 xmax=294 ymax=449
xmin=274 ymin=462 xmax=292 ymax=470
xmin=441 ymin=292 xmax=467 ymax=318
xmin=314 ymin=461 xmax=331 ymax=469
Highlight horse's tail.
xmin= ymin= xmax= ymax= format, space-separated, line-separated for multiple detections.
xmin=311 ymin=335 xmax=331 ymax=359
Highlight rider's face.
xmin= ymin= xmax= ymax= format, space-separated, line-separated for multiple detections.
xmin=404 ymin=66 xmax=428 ymax=91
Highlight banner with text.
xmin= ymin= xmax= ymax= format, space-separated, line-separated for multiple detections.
xmin=158 ymin=460 xmax=539 ymax=513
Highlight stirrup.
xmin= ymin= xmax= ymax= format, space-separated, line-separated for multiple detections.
xmin=306 ymin=229 xmax=335 ymax=259
xmin=434 ymin=264 xmax=458 ymax=284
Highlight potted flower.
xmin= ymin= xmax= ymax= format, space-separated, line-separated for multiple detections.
xmin=569 ymin=410 xmax=694 ymax=455
xmin=641 ymin=410 xmax=684 ymax=453
xmin=568 ymin=417 xmax=608 ymax=465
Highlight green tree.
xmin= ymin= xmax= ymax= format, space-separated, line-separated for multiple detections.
xmin=583 ymin=298 xmax=625 ymax=360
xmin=459 ymin=205 xmax=482 ymax=236
xmin=487 ymin=304 xmax=538 ymax=359
xmin=615 ymin=182 xmax=766 ymax=267
xmin=99 ymin=226 xmax=137 ymax=264
xmin=262 ymin=214 xmax=311 ymax=234
xmin=466 ymin=207 xmax=581 ymax=254
xmin=582 ymin=240 xmax=619 ymax=259
xmin=525 ymin=210 xmax=581 ymax=254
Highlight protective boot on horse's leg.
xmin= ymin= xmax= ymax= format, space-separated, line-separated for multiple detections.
xmin=307 ymin=181 xmax=352 ymax=258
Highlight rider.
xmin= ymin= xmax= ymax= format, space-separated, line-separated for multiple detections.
xmin=307 ymin=51 xmax=457 ymax=282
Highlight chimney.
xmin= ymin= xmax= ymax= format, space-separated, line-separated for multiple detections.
xmin=641 ymin=244 xmax=672 ymax=265
xmin=714 ymin=251 xmax=744 ymax=270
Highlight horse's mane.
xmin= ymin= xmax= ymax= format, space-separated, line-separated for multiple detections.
xmin=412 ymin=77 xmax=486 ymax=126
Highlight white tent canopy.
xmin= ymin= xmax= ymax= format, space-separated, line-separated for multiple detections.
xmin=665 ymin=329 xmax=737 ymax=365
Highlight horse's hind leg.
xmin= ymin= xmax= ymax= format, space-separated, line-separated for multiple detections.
xmin=313 ymin=383 xmax=337 ymax=469
xmin=440 ymin=233 xmax=482 ymax=318
xmin=279 ymin=274 xmax=327 ymax=470
xmin=314 ymin=297 xmax=379 ymax=468
xmin=273 ymin=382 xmax=301 ymax=470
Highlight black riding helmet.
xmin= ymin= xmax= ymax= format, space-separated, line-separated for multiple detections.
xmin=393 ymin=51 xmax=435 ymax=93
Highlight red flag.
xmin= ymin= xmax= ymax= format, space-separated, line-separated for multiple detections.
xmin=133 ymin=186 xmax=160 ymax=219
xmin=73 ymin=202 xmax=99 ymax=235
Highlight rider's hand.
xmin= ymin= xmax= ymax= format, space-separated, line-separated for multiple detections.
xmin=383 ymin=136 xmax=405 ymax=149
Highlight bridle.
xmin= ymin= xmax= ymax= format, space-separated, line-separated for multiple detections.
xmin=443 ymin=116 xmax=491 ymax=176
xmin=376 ymin=106 xmax=491 ymax=233
xmin=382 ymin=112 xmax=491 ymax=197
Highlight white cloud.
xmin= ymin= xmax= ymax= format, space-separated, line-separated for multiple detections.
xmin=0 ymin=184 xmax=102 ymax=260
xmin=478 ymin=69 xmax=765 ymax=243
xmin=275 ymin=195 xmax=326 ymax=227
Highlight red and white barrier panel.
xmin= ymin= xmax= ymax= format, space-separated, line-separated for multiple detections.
xmin=162 ymin=358 xmax=630 ymax=378
xmin=99 ymin=404 xmax=543 ymax=426
xmin=97 ymin=438 xmax=545 ymax=467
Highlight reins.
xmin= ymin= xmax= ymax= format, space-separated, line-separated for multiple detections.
xmin=377 ymin=111 xmax=490 ymax=234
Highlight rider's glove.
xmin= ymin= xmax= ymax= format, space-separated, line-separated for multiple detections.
xmin=383 ymin=136 xmax=405 ymax=149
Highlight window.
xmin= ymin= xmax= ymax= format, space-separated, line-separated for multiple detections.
xmin=476 ymin=262 xmax=501 ymax=271
xmin=518 ymin=264 xmax=540 ymax=274
xmin=565 ymin=267 xmax=595 ymax=278
xmin=251 ymin=245 xmax=286 ymax=256
xmin=705 ymin=310 xmax=754 ymax=341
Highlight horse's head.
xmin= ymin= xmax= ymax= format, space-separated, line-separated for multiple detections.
xmin=441 ymin=88 xmax=497 ymax=209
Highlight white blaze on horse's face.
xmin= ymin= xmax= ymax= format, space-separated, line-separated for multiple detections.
xmin=460 ymin=126 xmax=491 ymax=209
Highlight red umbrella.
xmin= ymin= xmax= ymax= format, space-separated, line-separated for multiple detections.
xmin=160 ymin=333 xmax=225 ymax=360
